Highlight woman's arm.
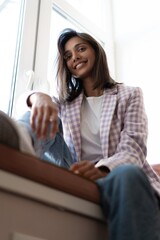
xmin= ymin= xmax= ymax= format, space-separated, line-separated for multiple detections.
xmin=96 ymin=87 xmax=148 ymax=171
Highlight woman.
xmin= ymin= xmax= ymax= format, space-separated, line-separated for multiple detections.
xmin=1 ymin=28 xmax=160 ymax=239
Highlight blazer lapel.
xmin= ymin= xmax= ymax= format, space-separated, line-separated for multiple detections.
xmin=66 ymin=93 xmax=83 ymax=161
xmin=100 ymin=87 xmax=118 ymax=157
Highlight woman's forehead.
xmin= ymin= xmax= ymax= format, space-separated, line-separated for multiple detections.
xmin=64 ymin=36 xmax=88 ymax=51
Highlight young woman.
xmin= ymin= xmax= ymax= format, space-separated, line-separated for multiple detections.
xmin=1 ymin=28 xmax=160 ymax=240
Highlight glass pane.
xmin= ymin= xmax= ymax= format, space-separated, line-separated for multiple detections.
xmin=64 ymin=0 xmax=106 ymax=30
xmin=0 ymin=0 xmax=24 ymax=115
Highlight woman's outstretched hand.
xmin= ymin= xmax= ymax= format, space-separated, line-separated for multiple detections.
xmin=28 ymin=92 xmax=58 ymax=139
xmin=70 ymin=160 xmax=109 ymax=181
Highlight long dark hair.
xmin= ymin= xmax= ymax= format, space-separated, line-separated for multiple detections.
xmin=56 ymin=28 xmax=118 ymax=102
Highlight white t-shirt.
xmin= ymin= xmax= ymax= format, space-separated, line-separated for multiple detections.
xmin=80 ymin=95 xmax=104 ymax=163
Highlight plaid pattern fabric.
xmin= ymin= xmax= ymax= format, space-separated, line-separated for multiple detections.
xmin=55 ymin=84 xmax=160 ymax=195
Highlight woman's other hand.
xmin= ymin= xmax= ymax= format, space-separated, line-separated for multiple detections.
xmin=70 ymin=160 xmax=109 ymax=181
xmin=28 ymin=92 xmax=58 ymax=139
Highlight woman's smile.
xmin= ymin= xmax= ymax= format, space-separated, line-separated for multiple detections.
xmin=74 ymin=60 xmax=87 ymax=69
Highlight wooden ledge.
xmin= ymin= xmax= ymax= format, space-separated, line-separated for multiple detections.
xmin=0 ymin=144 xmax=100 ymax=204
xmin=1 ymin=144 xmax=160 ymax=205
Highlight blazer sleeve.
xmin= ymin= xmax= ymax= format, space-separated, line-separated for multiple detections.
xmin=95 ymin=87 xmax=148 ymax=171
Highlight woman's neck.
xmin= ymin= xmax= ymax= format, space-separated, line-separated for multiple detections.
xmin=84 ymin=88 xmax=103 ymax=97
xmin=83 ymin=79 xmax=103 ymax=97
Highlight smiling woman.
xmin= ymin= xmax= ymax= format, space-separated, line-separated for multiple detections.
xmin=0 ymin=27 xmax=159 ymax=240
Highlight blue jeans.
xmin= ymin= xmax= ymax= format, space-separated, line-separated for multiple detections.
xmin=17 ymin=111 xmax=73 ymax=168
xmin=96 ymin=165 xmax=160 ymax=240
xmin=18 ymin=112 xmax=160 ymax=240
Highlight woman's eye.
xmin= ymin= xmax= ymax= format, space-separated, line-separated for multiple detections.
xmin=78 ymin=46 xmax=85 ymax=52
xmin=64 ymin=54 xmax=72 ymax=61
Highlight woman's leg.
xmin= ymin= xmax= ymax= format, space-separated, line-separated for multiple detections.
xmin=17 ymin=111 xmax=73 ymax=168
xmin=96 ymin=165 xmax=160 ymax=240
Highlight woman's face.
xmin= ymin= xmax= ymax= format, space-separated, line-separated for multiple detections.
xmin=63 ymin=36 xmax=96 ymax=79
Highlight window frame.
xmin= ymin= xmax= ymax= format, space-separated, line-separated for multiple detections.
xmin=12 ymin=0 xmax=40 ymax=116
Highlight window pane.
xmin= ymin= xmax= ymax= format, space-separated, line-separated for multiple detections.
xmin=64 ymin=0 xmax=106 ymax=30
xmin=0 ymin=0 xmax=25 ymax=114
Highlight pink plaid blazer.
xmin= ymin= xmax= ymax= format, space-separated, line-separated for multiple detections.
xmin=55 ymin=84 xmax=160 ymax=195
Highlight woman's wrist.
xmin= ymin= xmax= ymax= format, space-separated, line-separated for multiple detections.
xmin=27 ymin=92 xmax=52 ymax=107
xmin=27 ymin=92 xmax=36 ymax=107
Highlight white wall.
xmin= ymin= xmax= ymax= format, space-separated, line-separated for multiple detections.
xmin=112 ymin=0 xmax=160 ymax=163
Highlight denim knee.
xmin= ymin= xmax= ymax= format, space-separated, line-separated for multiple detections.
xmin=97 ymin=164 xmax=150 ymax=194
xmin=109 ymin=164 xmax=148 ymax=185
xmin=17 ymin=111 xmax=73 ymax=168
xmin=96 ymin=165 xmax=160 ymax=240
xmin=97 ymin=164 xmax=148 ymax=187
xmin=96 ymin=164 xmax=155 ymax=220
xmin=96 ymin=164 xmax=153 ymax=206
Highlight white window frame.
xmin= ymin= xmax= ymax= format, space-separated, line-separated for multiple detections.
xmin=12 ymin=0 xmax=40 ymax=116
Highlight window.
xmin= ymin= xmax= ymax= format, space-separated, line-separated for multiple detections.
xmin=64 ymin=0 xmax=106 ymax=32
xmin=0 ymin=0 xmax=25 ymax=115
xmin=0 ymin=0 xmax=39 ymax=116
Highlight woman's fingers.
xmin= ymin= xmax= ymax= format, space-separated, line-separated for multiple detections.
xmin=32 ymin=109 xmax=58 ymax=139
xmin=48 ymin=117 xmax=59 ymax=138
xmin=29 ymin=93 xmax=58 ymax=139
xmin=70 ymin=161 xmax=107 ymax=180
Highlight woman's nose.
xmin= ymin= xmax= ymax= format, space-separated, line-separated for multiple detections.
xmin=72 ymin=53 xmax=80 ymax=62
